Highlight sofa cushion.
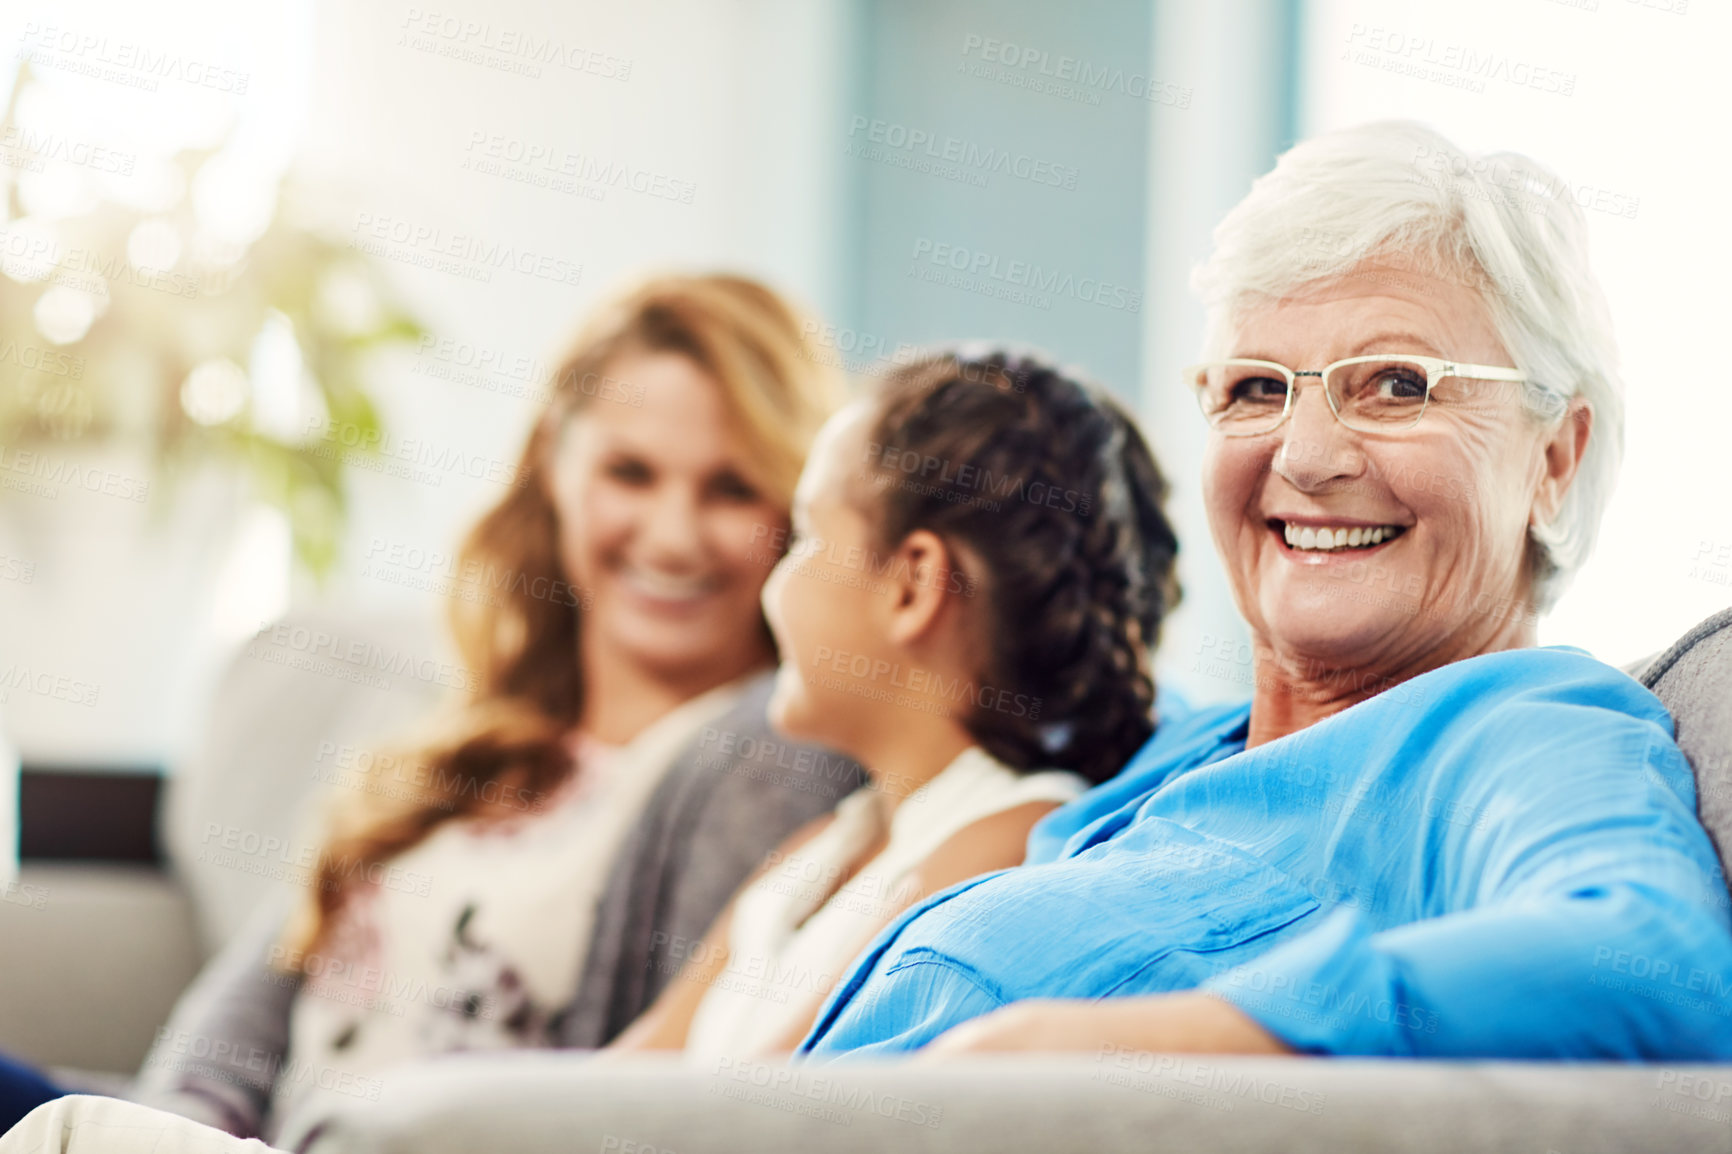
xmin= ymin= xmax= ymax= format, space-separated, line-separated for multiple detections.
xmin=0 ymin=864 xmax=200 ymax=1072
xmin=162 ymin=609 xmax=448 ymax=954
xmin=1638 ymin=606 xmax=1732 ymax=900
xmin=279 ymin=1052 xmax=1732 ymax=1154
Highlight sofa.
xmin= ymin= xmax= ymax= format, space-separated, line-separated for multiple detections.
xmin=0 ymin=609 xmax=447 ymax=1079
xmin=3 ymin=607 xmax=1729 ymax=1153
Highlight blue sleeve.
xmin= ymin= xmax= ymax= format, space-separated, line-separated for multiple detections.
xmin=799 ymin=874 xmax=1015 ymax=1060
xmin=1203 ymin=695 xmax=1732 ymax=1060
xmin=802 ymin=952 xmax=1006 ymax=1059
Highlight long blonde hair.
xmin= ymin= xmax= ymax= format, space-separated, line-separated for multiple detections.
xmin=282 ymin=274 xmax=842 ymax=964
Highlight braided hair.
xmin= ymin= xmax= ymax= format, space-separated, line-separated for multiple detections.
xmin=856 ymin=348 xmax=1179 ymax=785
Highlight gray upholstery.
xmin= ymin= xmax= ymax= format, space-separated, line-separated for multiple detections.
xmin=1639 ymin=607 xmax=1732 ymax=894
xmin=163 ymin=609 xmax=448 ymax=953
xmin=0 ymin=609 xmax=444 ymax=1075
xmin=0 ymin=865 xmax=200 ymax=1072
xmin=283 ymin=1053 xmax=1732 ymax=1154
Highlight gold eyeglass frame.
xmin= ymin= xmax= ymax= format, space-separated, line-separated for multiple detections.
xmin=1183 ymin=354 xmax=1528 ymax=435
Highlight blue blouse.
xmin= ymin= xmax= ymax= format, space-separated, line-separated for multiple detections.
xmin=799 ymin=646 xmax=1732 ymax=1059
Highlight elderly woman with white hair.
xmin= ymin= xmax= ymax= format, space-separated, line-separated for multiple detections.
xmin=799 ymin=120 xmax=1732 ymax=1061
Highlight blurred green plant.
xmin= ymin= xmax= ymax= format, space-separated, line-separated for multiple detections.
xmin=0 ymin=63 xmax=422 ymax=576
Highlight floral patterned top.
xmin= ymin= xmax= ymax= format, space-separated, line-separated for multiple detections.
xmin=272 ymin=680 xmax=748 ymax=1120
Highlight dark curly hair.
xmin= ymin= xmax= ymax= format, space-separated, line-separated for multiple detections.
xmin=855 ymin=347 xmax=1180 ymax=786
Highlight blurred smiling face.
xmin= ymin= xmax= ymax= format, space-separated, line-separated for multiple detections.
xmin=1203 ymin=263 xmax=1568 ymax=674
xmin=547 ymin=349 xmax=785 ymax=682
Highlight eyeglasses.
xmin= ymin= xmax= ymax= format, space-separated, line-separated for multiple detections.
xmin=1182 ymin=355 xmax=1528 ymax=436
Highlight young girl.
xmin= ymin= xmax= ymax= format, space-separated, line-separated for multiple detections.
xmin=610 ymin=347 xmax=1180 ymax=1059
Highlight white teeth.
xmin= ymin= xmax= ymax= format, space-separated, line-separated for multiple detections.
xmin=626 ymin=568 xmax=713 ymax=600
xmin=1281 ymin=523 xmax=1403 ymax=552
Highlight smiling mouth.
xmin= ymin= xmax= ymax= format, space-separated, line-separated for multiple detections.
xmin=621 ymin=566 xmax=719 ymax=603
xmin=1269 ymin=519 xmax=1408 ymax=554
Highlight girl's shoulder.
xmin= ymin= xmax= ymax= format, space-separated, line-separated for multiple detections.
xmin=915 ymin=798 xmax=1064 ymax=890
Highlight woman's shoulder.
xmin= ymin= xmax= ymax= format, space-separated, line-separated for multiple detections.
xmin=1394 ymin=644 xmax=1672 ymax=731
xmin=1329 ymin=644 xmax=1692 ymax=808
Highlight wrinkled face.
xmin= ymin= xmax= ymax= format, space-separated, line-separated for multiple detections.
xmin=761 ymin=403 xmax=894 ymax=756
xmin=548 ymin=351 xmax=784 ymax=681
xmin=1204 ymin=264 xmax=1559 ymax=674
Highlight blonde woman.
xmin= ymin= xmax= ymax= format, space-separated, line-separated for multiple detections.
xmin=0 ymin=274 xmax=863 ymax=1144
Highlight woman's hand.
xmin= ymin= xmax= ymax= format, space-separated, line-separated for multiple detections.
xmin=919 ymin=992 xmax=1295 ymax=1057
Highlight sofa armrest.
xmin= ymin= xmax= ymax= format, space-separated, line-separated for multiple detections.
xmin=0 ymin=864 xmax=201 ymax=1074
xmin=282 ymin=1052 xmax=1732 ymax=1154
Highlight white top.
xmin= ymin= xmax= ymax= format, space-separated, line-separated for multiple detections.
xmin=683 ymin=746 xmax=1085 ymax=1061
xmin=274 ymin=678 xmax=748 ymax=1121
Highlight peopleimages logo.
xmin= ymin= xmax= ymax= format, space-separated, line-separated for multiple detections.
xmin=710 ymin=1058 xmax=944 ymax=1129
xmin=0 ymin=445 xmax=151 ymax=503
xmin=304 ymin=417 xmax=531 ymax=489
xmin=0 ymin=126 xmax=136 ymax=175
xmin=909 ymin=238 xmax=1141 ymax=313
xmin=0 ymin=226 xmax=203 ymax=299
xmin=462 ymin=131 xmax=696 ymax=204
xmin=197 ymin=824 xmax=434 ymax=898
xmin=18 ymin=22 xmax=251 ymax=93
xmin=251 ymin=621 xmax=482 ymax=693
xmin=1341 ymin=25 xmax=1576 ymax=96
xmin=846 ymin=116 xmax=1079 ymax=190
xmin=398 ymin=8 xmax=634 ymax=80
xmin=0 ymin=338 xmax=84 ymax=378
xmin=863 ymin=440 xmax=1094 ymax=517
xmin=0 ymin=664 xmax=100 ymax=708
xmin=811 ymin=645 xmax=1040 ymax=720
xmin=959 ymin=35 xmax=1192 ymax=108
xmin=148 ymin=1027 xmax=384 ymax=1102
xmin=349 ymin=212 xmax=584 ymax=286
xmin=1093 ymin=1046 xmax=1327 ymax=1115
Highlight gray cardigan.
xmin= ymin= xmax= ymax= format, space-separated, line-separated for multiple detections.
xmin=556 ymin=673 xmax=867 ymax=1046
xmin=130 ymin=672 xmax=865 ymax=1140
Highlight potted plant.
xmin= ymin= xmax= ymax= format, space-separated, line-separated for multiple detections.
xmin=0 ymin=61 xmax=422 ymax=765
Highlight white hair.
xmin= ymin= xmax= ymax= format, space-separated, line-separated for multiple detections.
xmin=1192 ymin=120 xmax=1623 ymax=613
